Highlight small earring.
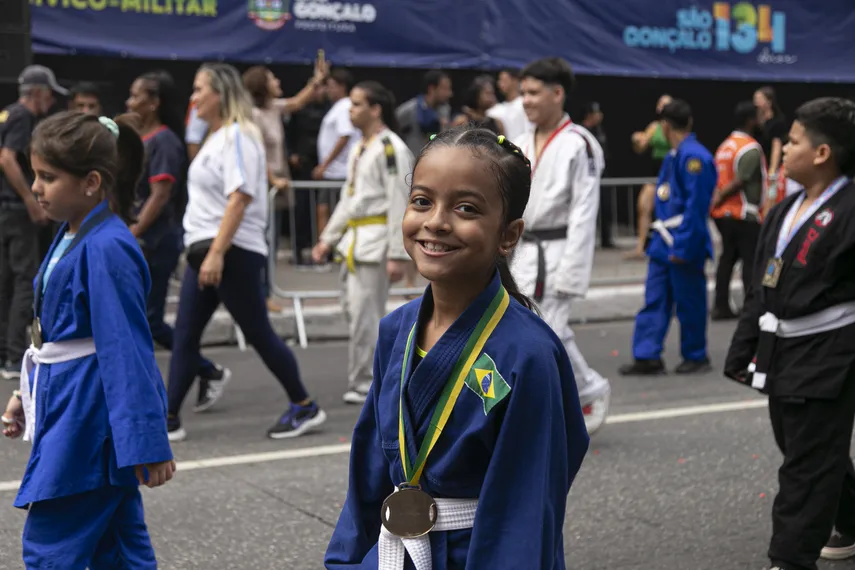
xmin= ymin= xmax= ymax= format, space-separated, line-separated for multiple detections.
xmin=86 ymin=191 xmax=93 ymax=196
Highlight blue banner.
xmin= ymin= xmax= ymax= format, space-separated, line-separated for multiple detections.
xmin=30 ymin=0 xmax=855 ymax=82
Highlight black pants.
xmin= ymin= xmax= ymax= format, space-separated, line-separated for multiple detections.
xmin=599 ymin=184 xmax=614 ymax=248
xmin=713 ymin=217 xmax=760 ymax=311
xmin=166 ymin=245 xmax=309 ymax=417
xmin=768 ymin=376 xmax=855 ymax=570
xmin=0 ymin=209 xmax=40 ymax=365
xmin=144 ymin=230 xmax=216 ymax=377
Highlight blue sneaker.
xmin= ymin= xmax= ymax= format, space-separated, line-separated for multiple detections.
xmin=267 ymin=401 xmax=327 ymax=439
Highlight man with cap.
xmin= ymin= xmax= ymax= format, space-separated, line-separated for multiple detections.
xmin=0 ymin=65 xmax=68 ymax=380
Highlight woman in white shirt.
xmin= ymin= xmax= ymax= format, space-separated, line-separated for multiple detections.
xmin=165 ymin=63 xmax=325 ymax=441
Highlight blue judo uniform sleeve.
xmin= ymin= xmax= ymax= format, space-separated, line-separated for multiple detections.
xmin=633 ymin=136 xmax=717 ymax=362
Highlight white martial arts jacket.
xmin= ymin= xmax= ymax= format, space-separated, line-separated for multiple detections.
xmin=320 ymin=127 xmax=414 ymax=269
xmin=510 ymin=116 xmax=605 ymax=298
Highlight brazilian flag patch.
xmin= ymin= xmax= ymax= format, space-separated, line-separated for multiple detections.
xmin=686 ymin=158 xmax=702 ymax=173
xmin=465 ymin=353 xmax=511 ymax=415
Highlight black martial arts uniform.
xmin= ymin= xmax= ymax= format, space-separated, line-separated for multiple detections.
xmin=725 ymin=177 xmax=855 ymax=570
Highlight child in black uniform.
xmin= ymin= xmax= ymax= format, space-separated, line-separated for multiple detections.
xmin=725 ymin=97 xmax=855 ymax=570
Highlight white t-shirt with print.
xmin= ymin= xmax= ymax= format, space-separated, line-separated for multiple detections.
xmin=317 ymin=97 xmax=359 ymax=180
xmin=183 ymin=122 xmax=269 ymax=256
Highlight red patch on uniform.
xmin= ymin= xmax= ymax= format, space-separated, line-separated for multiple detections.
xmin=815 ymin=208 xmax=833 ymax=228
xmin=796 ymin=227 xmax=820 ymax=266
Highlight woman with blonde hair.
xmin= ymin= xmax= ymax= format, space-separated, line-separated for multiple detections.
xmin=165 ymin=63 xmax=325 ymax=442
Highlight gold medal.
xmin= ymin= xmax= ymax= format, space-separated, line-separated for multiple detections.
xmin=656 ymin=183 xmax=670 ymax=201
xmin=762 ymin=257 xmax=783 ymax=288
xmin=380 ymin=485 xmax=438 ymax=538
xmin=31 ymin=317 xmax=43 ymax=349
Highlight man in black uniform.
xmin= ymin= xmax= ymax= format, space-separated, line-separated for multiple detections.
xmin=725 ymin=97 xmax=855 ymax=570
xmin=0 ymin=65 xmax=67 ymax=380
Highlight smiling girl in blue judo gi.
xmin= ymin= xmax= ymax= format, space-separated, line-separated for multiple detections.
xmin=1 ymin=111 xmax=175 ymax=569
xmin=325 ymin=126 xmax=590 ymax=569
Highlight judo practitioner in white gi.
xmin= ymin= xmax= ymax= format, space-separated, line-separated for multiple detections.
xmin=510 ymin=57 xmax=611 ymax=435
xmin=312 ymin=81 xmax=414 ymax=404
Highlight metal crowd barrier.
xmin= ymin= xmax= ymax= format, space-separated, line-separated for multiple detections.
xmin=267 ymin=177 xmax=657 ymax=349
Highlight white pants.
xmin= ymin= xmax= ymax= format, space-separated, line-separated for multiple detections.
xmin=340 ymin=263 xmax=389 ymax=393
xmin=537 ymin=294 xmax=610 ymax=406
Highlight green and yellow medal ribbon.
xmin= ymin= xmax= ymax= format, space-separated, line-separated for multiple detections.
xmin=397 ymin=285 xmax=510 ymax=486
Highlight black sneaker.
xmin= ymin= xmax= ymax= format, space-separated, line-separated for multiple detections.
xmin=267 ymin=401 xmax=327 ymax=439
xmin=167 ymin=415 xmax=187 ymax=442
xmin=194 ymin=365 xmax=232 ymax=413
xmin=674 ymin=358 xmax=712 ymax=375
xmin=618 ymin=359 xmax=666 ymax=376
xmin=711 ymin=306 xmax=739 ymax=321
xmin=821 ymin=529 xmax=855 ymax=560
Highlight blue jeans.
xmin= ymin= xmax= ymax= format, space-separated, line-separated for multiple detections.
xmin=166 ymin=245 xmax=308 ymax=416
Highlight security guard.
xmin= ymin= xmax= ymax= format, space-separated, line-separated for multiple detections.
xmin=311 ymin=81 xmax=414 ymax=404
xmin=620 ymin=100 xmax=717 ymax=376
xmin=0 ymin=66 xmax=67 ymax=380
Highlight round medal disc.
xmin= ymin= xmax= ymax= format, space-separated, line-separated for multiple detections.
xmin=31 ymin=318 xmax=43 ymax=350
xmin=380 ymin=487 xmax=438 ymax=538
xmin=656 ymin=183 xmax=670 ymax=201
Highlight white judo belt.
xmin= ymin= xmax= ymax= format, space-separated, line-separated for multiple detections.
xmin=378 ymin=498 xmax=478 ymax=570
xmin=744 ymin=203 xmax=760 ymax=219
xmin=749 ymin=301 xmax=855 ymax=390
xmin=20 ymin=338 xmax=97 ymax=442
xmin=650 ymin=214 xmax=684 ymax=247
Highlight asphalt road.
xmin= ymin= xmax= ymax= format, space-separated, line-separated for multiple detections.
xmin=0 ymin=319 xmax=852 ymax=570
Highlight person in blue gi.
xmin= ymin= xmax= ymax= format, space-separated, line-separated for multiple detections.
xmin=1 ymin=111 xmax=175 ymax=569
xmin=619 ymin=99 xmax=717 ymax=376
xmin=126 ymin=70 xmax=230 ymax=412
xmin=324 ymin=126 xmax=589 ymax=569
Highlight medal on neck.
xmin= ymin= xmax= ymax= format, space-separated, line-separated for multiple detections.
xmin=381 ymin=285 xmax=510 ymax=538
xmin=31 ymin=318 xmax=43 ymax=349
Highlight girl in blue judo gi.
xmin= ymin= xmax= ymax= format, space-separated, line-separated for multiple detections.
xmin=325 ymin=126 xmax=590 ymax=570
xmin=1 ymin=111 xmax=175 ymax=569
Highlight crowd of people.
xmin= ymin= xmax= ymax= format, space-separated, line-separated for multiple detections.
xmin=0 ymin=55 xmax=853 ymax=570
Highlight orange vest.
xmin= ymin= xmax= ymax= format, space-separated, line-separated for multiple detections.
xmin=711 ymin=131 xmax=767 ymax=220
xmin=772 ymin=164 xmax=788 ymax=205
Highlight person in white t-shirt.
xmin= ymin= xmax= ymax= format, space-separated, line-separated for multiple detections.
xmin=184 ymin=101 xmax=208 ymax=162
xmin=166 ymin=63 xmax=325 ymax=442
xmin=487 ymin=68 xmax=532 ymax=141
xmin=314 ymin=69 xmax=359 ymax=237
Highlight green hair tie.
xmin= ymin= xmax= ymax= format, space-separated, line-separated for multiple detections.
xmin=497 ymin=135 xmax=506 ymax=145
xmin=429 ymin=134 xmax=437 ymax=141
xmin=98 ymin=116 xmax=119 ymax=139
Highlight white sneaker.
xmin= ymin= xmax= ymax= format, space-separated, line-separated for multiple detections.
xmin=193 ymin=366 xmax=232 ymax=413
xmin=167 ymin=426 xmax=187 ymax=442
xmin=343 ymin=389 xmax=368 ymax=404
xmin=583 ymin=390 xmax=610 ymax=436
xmin=821 ymin=529 xmax=855 ymax=560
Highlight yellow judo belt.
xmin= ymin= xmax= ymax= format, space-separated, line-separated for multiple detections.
xmin=344 ymin=215 xmax=387 ymax=273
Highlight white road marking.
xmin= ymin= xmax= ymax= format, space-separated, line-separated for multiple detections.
xmin=605 ymin=398 xmax=767 ymax=424
xmin=0 ymin=398 xmax=766 ymax=493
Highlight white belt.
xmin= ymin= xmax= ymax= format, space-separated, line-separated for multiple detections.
xmin=650 ymin=214 xmax=684 ymax=247
xmin=20 ymin=338 xmax=97 ymax=442
xmin=744 ymin=203 xmax=760 ymax=218
xmin=750 ymin=301 xmax=855 ymax=389
xmin=378 ymin=498 xmax=478 ymax=570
